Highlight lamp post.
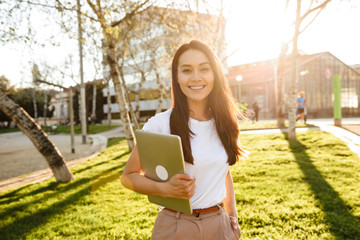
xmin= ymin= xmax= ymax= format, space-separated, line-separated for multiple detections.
xmin=236 ymin=74 xmax=243 ymax=101
xmin=77 ymin=0 xmax=87 ymax=144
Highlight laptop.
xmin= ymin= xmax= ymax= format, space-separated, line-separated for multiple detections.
xmin=135 ymin=130 xmax=193 ymax=214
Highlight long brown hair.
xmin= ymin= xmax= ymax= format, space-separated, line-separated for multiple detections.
xmin=170 ymin=40 xmax=246 ymax=165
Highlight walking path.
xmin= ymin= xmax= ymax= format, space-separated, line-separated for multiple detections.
xmin=0 ymin=130 xmax=116 ymax=192
xmin=0 ymin=118 xmax=359 ymax=192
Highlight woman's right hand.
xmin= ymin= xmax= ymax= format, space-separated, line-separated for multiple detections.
xmin=164 ymin=174 xmax=196 ymax=200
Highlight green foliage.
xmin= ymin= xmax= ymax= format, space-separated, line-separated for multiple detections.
xmin=1 ymin=131 xmax=360 ymax=239
xmin=6 ymin=88 xmax=54 ymax=119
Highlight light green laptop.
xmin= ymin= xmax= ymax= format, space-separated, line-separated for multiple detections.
xmin=135 ymin=130 xmax=193 ymax=214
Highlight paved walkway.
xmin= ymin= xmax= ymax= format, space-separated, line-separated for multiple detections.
xmin=0 ymin=129 xmax=117 ymax=192
xmin=0 ymin=118 xmax=359 ymax=192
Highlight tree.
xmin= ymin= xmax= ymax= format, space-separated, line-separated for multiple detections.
xmin=10 ymin=88 xmax=54 ymax=120
xmin=285 ymin=0 xmax=332 ymax=140
xmin=79 ymin=0 xmax=159 ymax=151
xmin=0 ymin=75 xmax=16 ymax=128
xmin=276 ymin=44 xmax=288 ymax=128
xmin=0 ymin=89 xmax=74 ymax=182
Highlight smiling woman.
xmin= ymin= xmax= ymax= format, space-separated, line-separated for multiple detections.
xmin=121 ymin=40 xmax=247 ymax=239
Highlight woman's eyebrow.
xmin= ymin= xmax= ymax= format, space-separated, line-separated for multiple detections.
xmin=179 ymin=62 xmax=210 ymax=68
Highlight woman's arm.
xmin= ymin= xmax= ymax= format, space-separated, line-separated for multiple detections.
xmin=121 ymin=145 xmax=196 ymax=200
xmin=224 ymin=170 xmax=240 ymax=230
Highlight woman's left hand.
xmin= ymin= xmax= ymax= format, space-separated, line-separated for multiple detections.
xmin=229 ymin=216 xmax=240 ymax=231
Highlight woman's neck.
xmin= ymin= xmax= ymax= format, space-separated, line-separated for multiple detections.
xmin=188 ymin=100 xmax=212 ymax=121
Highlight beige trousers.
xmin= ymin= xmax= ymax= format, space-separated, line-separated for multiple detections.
xmin=151 ymin=207 xmax=241 ymax=240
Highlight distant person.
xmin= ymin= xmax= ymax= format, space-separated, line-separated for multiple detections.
xmin=304 ymin=98 xmax=307 ymax=124
xmin=121 ymin=40 xmax=245 ymax=239
xmin=296 ymin=91 xmax=306 ymax=122
xmin=252 ymin=98 xmax=260 ymax=122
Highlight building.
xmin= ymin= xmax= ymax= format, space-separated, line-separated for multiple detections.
xmin=49 ymin=89 xmax=70 ymax=124
xmin=228 ymin=52 xmax=360 ymax=119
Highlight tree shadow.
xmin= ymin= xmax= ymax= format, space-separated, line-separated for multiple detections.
xmin=0 ymin=151 xmax=129 ymax=204
xmin=0 ymin=161 xmax=127 ymax=238
xmin=287 ymin=138 xmax=360 ymax=239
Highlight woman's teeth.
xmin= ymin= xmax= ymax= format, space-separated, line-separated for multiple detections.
xmin=189 ymin=86 xmax=204 ymax=90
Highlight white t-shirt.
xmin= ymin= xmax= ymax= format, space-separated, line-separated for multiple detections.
xmin=142 ymin=109 xmax=229 ymax=209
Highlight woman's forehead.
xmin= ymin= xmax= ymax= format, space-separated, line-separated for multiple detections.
xmin=178 ymin=49 xmax=210 ymax=67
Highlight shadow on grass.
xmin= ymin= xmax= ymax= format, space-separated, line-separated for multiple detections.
xmin=288 ymin=138 xmax=360 ymax=239
xmin=0 ymin=162 xmax=127 ymax=238
xmin=0 ymin=151 xmax=129 ymax=205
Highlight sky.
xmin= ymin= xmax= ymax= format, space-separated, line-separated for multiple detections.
xmin=1 ymin=0 xmax=359 ymax=88
xmin=225 ymin=0 xmax=360 ymax=66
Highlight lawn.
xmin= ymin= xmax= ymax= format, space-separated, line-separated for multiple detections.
xmin=0 ymin=131 xmax=360 ymax=239
xmin=238 ymin=121 xmax=311 ymax=130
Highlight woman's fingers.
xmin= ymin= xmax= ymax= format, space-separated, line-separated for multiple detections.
xmin=229 ymin=216 xmax=239 ymax=230
xmin=168 ymin=174 xmax=196 ymax=199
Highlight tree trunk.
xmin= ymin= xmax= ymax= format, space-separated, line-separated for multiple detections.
xmin=106 ymin=79 xmax=112 ymax=127
xmin=276 ymin=44 xmax=288 ymax=128
xmin=155 ymin=68 xmax=164 ymax=114
xmin=32 ymin=87 xmax=38 ymax=122
xmin=44 ymin=89 xmax=48 ymax=126
xmin=135 ymin=72 xmax=146 ymax=120
xmin=118 ymin=60 xmax=140 ymax=129
xmin=288 ymin=0 xmax=302 ymax=141
xmin=91 ymin=79 xmax=97 ymax=125
xmin=135 ymin=87 xmax=140 ymax=120
xmin=0 ymin=90 xmax=74 ymax=182
xmin=77 ymin=86 xmax=82 ymax=125
xmin=106 ymin=38 xmax=135 ymax=151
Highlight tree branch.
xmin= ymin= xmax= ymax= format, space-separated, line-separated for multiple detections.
xmin=21 ymin=0 xmax=100 ymax=23
xmin=86 ymin=0 xmax=108 ymax=31
xmin=299 ymin=0 xmax=332 ymax=23
xmin=299 ymin=7 xmax=324 ymax=35
xmin=110 ymin=0 xmax=153 ymax=27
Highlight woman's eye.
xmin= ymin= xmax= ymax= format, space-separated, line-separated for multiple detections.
xmin=182 ymin=69 xmax=191 ymax=73
xmin=201 ymin=68 xmax=209 ymax=72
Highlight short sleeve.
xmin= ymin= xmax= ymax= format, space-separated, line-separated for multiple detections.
xmin=141 ymin=109 xmax=172 ymax=134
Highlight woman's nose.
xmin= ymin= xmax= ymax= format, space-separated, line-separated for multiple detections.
xmin=190 ymin=71 xmax=201 ymax=81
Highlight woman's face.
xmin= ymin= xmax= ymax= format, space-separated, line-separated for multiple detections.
xmin=177 ymin=49 xmax=214 ymax=106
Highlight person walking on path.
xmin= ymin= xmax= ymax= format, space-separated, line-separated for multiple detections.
xmin=296 ymin=91 xmax=306 ymax=122
xmin=252 ymin=98 xmax=260 ymax=123
xmin=121 ymin=40 xmax=247 ymax=239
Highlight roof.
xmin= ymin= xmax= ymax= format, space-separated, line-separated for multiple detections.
xmin=227 ymin=52 xmax=355 ymax=85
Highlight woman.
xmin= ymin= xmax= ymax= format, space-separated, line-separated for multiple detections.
xmin=121 ymin=40 xmax=247 ymax=239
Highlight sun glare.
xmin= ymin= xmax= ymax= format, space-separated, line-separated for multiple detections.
xmin=226 ymin=0 xmax=360 ymax=66
xmin=226 ymin=1 xmax=294 ymax=65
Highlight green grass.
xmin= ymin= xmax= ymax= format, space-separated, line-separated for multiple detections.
xmin=0 ymin=124 xmax=120 ymax=135
xmin=238 ymin=121 xmax=312 ymax=130
xmin=0 ymin=127 xmax=21 ymax=134
xmin=1 ymin=131 xmax=360 ymax=239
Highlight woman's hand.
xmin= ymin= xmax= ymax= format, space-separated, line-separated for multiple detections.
xmin=164 ymin=174 xmax=196 ymax=199
xmin=229 ymin=216 xmax=239 ymax=230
